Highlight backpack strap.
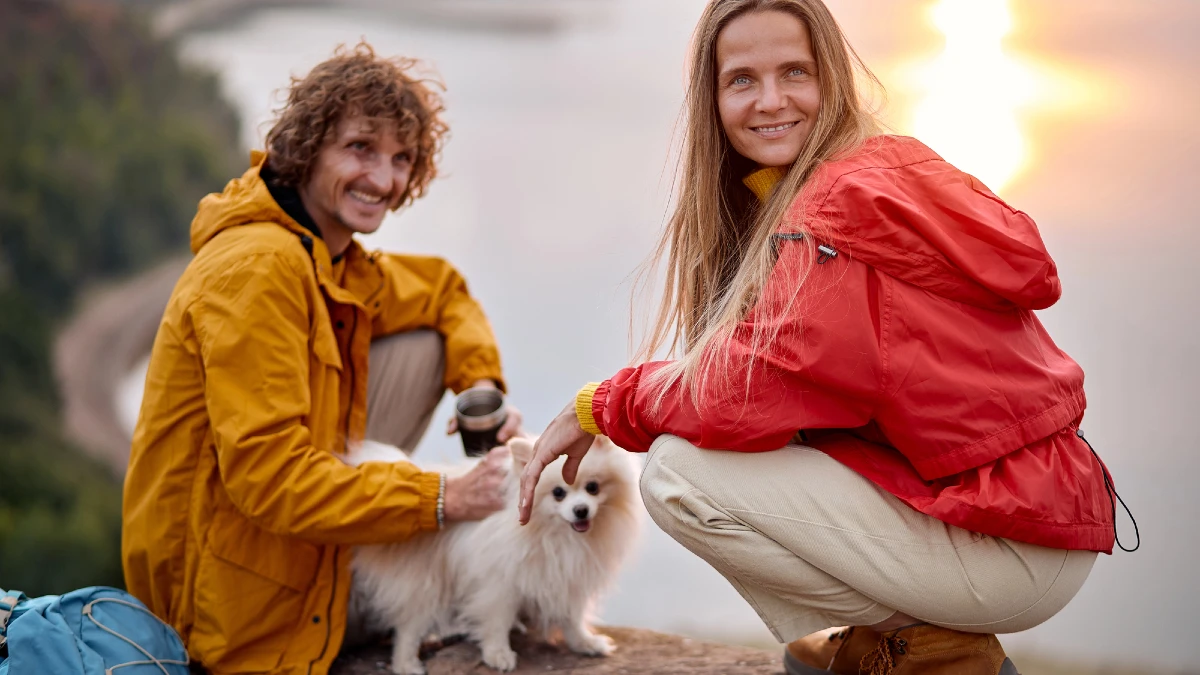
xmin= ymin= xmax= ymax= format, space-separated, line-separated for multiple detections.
xmin=0 ymin=590 xmax=24 ymax=656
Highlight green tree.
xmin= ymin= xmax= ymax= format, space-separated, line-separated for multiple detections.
xmin=0 ymin=0 xmax=242 ymax=595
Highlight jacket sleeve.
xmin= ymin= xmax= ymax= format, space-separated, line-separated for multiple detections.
xmin=370 ymin=253 xmax=505 ymax=393
xmin=584 ymin=245 xmax=886 ymax=453
xmin=192 ymin=251 xmax=442 ymax=545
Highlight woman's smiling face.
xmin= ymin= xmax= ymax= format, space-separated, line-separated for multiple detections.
xmin=716 ymin=10 xmax=821 ymax=168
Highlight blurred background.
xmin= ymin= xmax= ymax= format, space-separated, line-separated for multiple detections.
xmin=1 ymin=1 xmax=1196 ymax=673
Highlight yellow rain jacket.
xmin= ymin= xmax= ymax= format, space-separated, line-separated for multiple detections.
xmin=122 ymin=152 xmax=504 ymax=675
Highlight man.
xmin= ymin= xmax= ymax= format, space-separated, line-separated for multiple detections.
xmin=122 ymin=43 xmax=521 ymax=675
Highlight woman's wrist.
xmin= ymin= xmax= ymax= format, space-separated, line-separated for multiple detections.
xmin=575 ymin=382 xmax=603 ymax=435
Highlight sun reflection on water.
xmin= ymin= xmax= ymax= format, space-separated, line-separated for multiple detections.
xmin=910 ymin=0 xmax=1035 ymax=194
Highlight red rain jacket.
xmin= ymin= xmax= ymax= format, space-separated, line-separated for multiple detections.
xmin=593 ymin=135 xmax=1115 ymax=553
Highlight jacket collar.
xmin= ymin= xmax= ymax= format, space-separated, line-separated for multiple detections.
xmin=189 ymin=151 xmax=396 ymax=316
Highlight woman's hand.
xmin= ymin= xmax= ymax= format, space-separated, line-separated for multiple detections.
xmin=517 ymin=401 xmax=594 ymax=525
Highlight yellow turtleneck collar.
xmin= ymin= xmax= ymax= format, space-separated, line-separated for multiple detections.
xmin=742 ymin=166 xmax=786 ymax=202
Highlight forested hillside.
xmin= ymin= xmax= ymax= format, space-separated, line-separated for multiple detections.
xmin=0 ymin=0 xmax=241 ymax=594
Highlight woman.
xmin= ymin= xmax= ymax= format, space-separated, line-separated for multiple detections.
xmin=518 ymin=1 xmax=1125 ymax=673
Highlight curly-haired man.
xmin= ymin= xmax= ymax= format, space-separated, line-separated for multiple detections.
xmin=122 ymin=43 xmax=521 ymax=675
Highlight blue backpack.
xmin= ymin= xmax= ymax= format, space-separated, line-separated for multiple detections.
xmin=0 ymin=587 xmax=189 ymax=675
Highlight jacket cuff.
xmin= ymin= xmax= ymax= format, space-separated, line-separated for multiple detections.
xmin=413 ymin=470 xmax=444 ymax=533
xmin=575 ymin=382 xmax=603 ymax=435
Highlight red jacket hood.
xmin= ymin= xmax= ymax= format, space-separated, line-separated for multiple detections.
xmin=790 ymin=135 xmax=1061 ymax=311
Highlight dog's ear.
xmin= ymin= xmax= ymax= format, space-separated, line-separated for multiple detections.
xmin=508 ymin=436 xmax=536 ymax=467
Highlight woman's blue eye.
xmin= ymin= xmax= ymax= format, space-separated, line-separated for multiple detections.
xmin=733 ymin=75 xmax=751 ymax=86
xmin=790 ymin=68 xmax=808 ymax=77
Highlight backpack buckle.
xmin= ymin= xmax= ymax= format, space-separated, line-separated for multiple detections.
xmin=0 ymin=593 xmax=19 ymax=629
xmin=0 ymin=592 xmax=22 ymax=657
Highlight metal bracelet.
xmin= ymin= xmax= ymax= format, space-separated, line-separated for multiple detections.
xmin=436 ymin=474 xmax=446 ymax=530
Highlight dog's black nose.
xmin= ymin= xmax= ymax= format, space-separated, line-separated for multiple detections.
xmin=573 ymin=505 xmax=589 ymax=520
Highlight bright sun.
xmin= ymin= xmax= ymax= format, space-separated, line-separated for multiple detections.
xmin=912 ymin=0 xmax=1035 ymax=194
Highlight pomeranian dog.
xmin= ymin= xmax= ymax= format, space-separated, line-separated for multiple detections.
xmin=345 ymin=435 xmax=641 ymax=675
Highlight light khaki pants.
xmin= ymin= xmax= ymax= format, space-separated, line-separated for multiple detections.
xmin=641 ymin=435 xmax=1097 ymax=643
xmin=344 ymin=329 xmax=447 ymax=649
xmin=364 ymin=329 xmax=447 ymax=451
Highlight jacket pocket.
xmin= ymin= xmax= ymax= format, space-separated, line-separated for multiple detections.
xmin=189 ymin=509 xmax=323 ymax=672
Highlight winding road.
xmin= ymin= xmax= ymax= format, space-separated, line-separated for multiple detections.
xmin=53 ymin=257 xmax=189 ymax=477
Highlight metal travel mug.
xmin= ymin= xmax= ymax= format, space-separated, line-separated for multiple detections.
xmin=454 ymin=386 xmax=507 ymax=457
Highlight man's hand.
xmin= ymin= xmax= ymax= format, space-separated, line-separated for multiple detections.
xmin=445 ymin=379 xmax=525 ymax=443
xmin=517 ymin=402 xmax=594 ymax=525
xmin=443 ymin=445 xmax=510 ymax=522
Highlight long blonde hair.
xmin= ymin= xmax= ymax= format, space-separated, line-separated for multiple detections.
xmin=638 ymin=0 xmax=882 ymax=403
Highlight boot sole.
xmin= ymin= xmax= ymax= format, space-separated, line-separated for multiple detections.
xmin=783 ymin=650 xmax=833 ymax=675
xmin=783 ymin=651 xmax=1021 ymax=675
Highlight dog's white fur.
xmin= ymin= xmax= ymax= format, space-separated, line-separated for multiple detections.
xmin=345 ymin=436 xmax=641 ymax=675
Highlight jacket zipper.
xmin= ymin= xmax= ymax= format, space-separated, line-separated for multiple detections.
xmin=304 ymin=299 xmax=355 ymax=672
xmin=298 ymin=234 xmax=367 ymax=673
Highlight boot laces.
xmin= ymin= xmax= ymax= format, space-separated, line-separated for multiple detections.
xmin=859 ymin=634 xmax=907 ymax=675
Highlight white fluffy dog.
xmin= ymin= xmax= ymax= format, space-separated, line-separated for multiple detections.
xmin=345 ymin=435 xmax=641 ymax=675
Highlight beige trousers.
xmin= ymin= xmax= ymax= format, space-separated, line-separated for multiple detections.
xmin=344 ymin=329 xmax=447 ymax=649
xmin=640 ymin=435 xmax=1098 ymax=643
xmin=364 ymin=329 xmax=447 ymax=451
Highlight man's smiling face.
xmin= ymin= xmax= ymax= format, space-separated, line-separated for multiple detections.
xmin=299 ymin=115 xmax=414 ymax=246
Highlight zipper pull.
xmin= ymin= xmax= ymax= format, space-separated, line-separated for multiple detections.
xmin=817 ymin=244 xmax=838 ymax=264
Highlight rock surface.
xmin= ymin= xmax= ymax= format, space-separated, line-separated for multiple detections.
xmin=331 ymin=627 xmax=782 ymax=675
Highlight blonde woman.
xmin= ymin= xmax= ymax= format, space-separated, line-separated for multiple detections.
xmin=519 ymin=1 xmax=1127 ymax=673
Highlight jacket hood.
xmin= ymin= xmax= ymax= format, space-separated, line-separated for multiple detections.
xmin=190 ymin=151 xmax=308 ymax=254
xmin=785 ymin=135 xmax=1061 ymax=311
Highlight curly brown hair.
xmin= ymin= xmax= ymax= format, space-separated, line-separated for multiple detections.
xmin=265 ymin=41 xmax=447 ymax=208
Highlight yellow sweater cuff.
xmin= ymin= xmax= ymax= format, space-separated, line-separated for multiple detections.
xmin=575 ymin=382 xmax=602 ymax=435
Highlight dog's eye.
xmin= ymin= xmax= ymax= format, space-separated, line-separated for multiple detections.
xmin=585 ymin=481 xmax=600 ymax=495
xmin=552 ymin=487 xmax=566 ymax=501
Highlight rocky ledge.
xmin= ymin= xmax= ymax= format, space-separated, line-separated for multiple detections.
xmin=331 ymin=626 xmax=782 ymax=675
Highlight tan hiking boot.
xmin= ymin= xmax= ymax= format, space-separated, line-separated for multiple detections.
xmin=783 ymin=627 xmax=881 ymax=674
xmin=856 ymin=624 xmax=1019 ymax=675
